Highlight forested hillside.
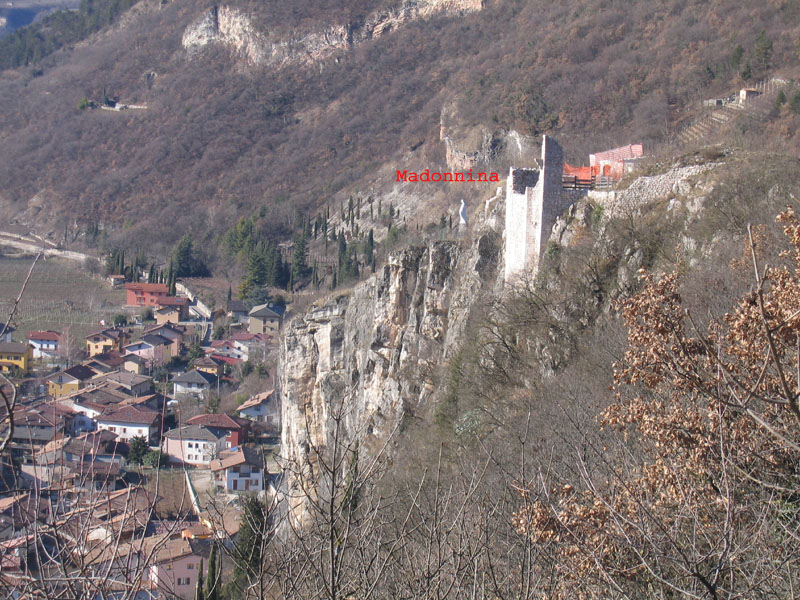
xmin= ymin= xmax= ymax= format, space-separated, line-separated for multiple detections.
xmin=2 ymin=0 xmax=800 ymax=262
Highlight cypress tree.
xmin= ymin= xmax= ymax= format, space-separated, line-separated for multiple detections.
xmin=195 ymin=559 xmax=204 ymax=600
xmin=291 ymin=230 xmax=308 ymax=284
xmin=367 ymin=229 xmax=374 ymax=267
xmin=337 ymin=232 xmax=348 ymax=281
xmin=206 ymin=543 xmax=219 ymax=600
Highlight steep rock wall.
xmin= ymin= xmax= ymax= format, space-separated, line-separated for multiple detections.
xmin=280 ymin=227 xmax=501 ymax=509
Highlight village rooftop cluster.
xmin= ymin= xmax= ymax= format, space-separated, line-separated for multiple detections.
xmin=0 ymin=279 xmax=285 ymax=598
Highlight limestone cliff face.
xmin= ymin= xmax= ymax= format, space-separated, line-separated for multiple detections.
xmin=280 ymin=226 xmax=501 ymax=506
xmin=182 ymin=0 xmax=482 ymax=67
xmin=439 ymin=103 xmax=537 ymax=171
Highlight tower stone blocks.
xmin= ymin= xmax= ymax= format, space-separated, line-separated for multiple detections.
xmin=504 ymin=135 xmax=571 ymax=282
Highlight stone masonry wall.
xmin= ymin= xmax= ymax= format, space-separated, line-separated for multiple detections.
xmin=504 ymin=135 xmax=570 ymax=282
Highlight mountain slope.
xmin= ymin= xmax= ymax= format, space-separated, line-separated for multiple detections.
xmin=1 ymin=0 xmax=800 ymax=258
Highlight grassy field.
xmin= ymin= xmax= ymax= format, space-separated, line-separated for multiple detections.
xmin=0 ymin=255 xmax=126 ymax=339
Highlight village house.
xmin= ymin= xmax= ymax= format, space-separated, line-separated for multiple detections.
xmin=83 ymin=350 xmax=125 ymax=374
xmin=7 ymin=404 xmax=70 ymax=465
xmin=143 ymin=323 xmax=184 ymax=356
xmin=62 ymin=395 xmax=106 ymax=433
xmin=61 ymin=487 xmax=152 ymax=551
xmin=85 ymin=535 xmax=207 ymax=600
xmin=124 ymin=282 xmax=169 ymax=307
xmin=172 ymin=369 xmax=217 ymax=397
xmin=47 ymin=365 xmax=98 ymax=397
xmin=163 ymin=425 xmax=226 ymax=466
xmin=156 ymin=295 xmax=190 ymax=320
xmin=124 ymin=334 xmax=172 ymax=365
xmin=185 ymin=413 xmax=250 ymax=448
xmin=210 ymin=446 xmax=264 ymax=493
xmin=96 ymin=405 xmax=160 ymax=443
xmin=193 ymin=355 xmax=223 ymax=378
xmin=0 ymin=494 xmax=48 ymax=542
xmin=238 ymin=390 xmax=279 ymax=429
xmin=61 ymin=430 xmax=128 ymax=466
xmin=97 ymin=371 xmax=153 ymax=396
xmin=107 ymin=273 xmax=126 ymax=288
xmin=230 ymin=332 xmax=271 ymax=361
xmin=155 ymin=305 xmax=181 ymax=325
xmin=0 ymin=342 xmax=32 ymax=374
xmin=86 ymin=327 xmax=131 ymax=357
xmin=226 ymin=299 xmax=249 ymax=324
xmin=248 ymin=303 xmax=282 ymax=335
xmin=26 ymin=330 xmax=60 ymax=359
xmin=208 ymin=339 xmax=247 ymax=361
xmin=123 ymin=353 xmax=148 ymax=375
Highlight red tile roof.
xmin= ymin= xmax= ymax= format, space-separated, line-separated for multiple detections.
xmin=27 ymin=330 xmax=61 ymax=342
xmin=98 ymin=405 xmax=159 ymax=426
xmin=209 ymin=354 xmax=242 ymax=365
xmin=157 ymin=296 xmax=189 ymax=307
xmin=590 ymin=144 xmax=643 ymax=165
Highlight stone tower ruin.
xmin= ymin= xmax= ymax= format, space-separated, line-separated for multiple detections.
xmin=504 ymin=135 xmax=572 ymax=282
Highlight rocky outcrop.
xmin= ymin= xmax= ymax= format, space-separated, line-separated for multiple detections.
xmin=183 ymin=0 xmax=483 ymax=67
xmin=280 ymin=221 xmax=501 ymax=517
xmin=439 ymin=103 xmax=536 ymax=171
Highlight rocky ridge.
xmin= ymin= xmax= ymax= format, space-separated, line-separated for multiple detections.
xmin=182 ymin=0 xmax=483 ymax=67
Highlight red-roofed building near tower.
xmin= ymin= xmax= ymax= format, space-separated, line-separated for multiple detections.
xmin=589 ymin=143 xmax=643 ymax=180
xmin=124 ymin=282 xmax=169 ymax=307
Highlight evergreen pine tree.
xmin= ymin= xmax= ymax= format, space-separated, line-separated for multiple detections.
xmin=367 ymin=229 xmax=374 ymax=267
xmin=233 ymin=496 xmax=268 ymax=590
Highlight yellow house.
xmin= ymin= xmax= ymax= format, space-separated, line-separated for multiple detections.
xmin=47 ymin=365 xmax=97 ymax=397
xmin=194 ymin=356 xmax=223 ymax=378
xmin=86 ymin=327 xmax=131 ymax=357
xmin=155 ymin=306 xmax=180 ymax=325
xmin=0 ymin=342 xmax=32 ymax=374
xmin=248 ymin=304 xmax=282 ymax=335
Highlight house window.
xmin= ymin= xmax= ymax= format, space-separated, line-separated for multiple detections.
xmin=188 ymin=454 xmax=194 ymax=460
xmin=122 ymin=428 xmax=127 ymax=433
xmin=188 ymin=442 xmax=194 ymax=448
xmin=202 ymin=455 xmax=210 ymax=462
xmin=188 ymin=563 xmax=194 ymax=570
xmin=178 ymin=577 xmax=189 ymax=586
xmin=251 ymin=479 xmax=258 ymax=486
